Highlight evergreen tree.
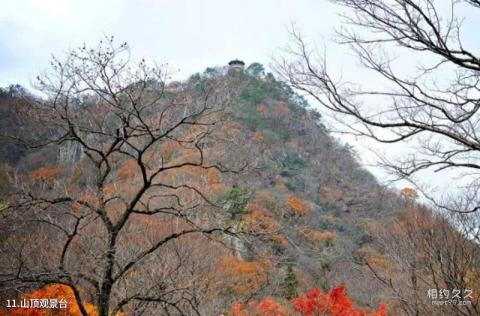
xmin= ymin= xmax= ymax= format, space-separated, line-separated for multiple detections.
xmin=281 ymin=265 xmax=298 ymax=300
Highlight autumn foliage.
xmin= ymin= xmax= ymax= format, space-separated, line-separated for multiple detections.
xmin=116 ymin=160 xmax=138 ymax=180
xmin=287 ymin=195 xmax=310 ymax=216
xmin=399 ymin=187 xmax=418 ymax=202
xmin=27 ymin=167 xmax=63 ymax=183
xmin=292 ymin=286 xmax=387 ymax=316
xmin=297 ymin=228 xmax=337 ymax=243
xmin=3 ymin=283 xmax=104 ymax=316
xmin=228 ymin=286 xmax=387 ymax=316
xmin=217 ymin=256 xmax=271 ymax=296
xmin=229 ymin=298 xmax=286 ymax=316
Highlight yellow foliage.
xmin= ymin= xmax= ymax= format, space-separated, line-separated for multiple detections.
xmin=357 ymin=245 xmax=389 ymax=269
xmin=464 ymin=269 xmax=479 ymax=288
xmin=368 ymin=256 xmax=389 ymax=269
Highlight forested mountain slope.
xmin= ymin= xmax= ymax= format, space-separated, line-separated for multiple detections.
xmin=0 ymin=53 xmax=477 ymax=316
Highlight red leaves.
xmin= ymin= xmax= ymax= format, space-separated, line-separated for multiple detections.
xmin=293 ymin=286 xmax=387 ymax=316
xmin=293 ymin=288 xmax=327 ymax=316
xmin=227 ymin=285 xmax=387 ymax=316
xmin=256 ymin=298 xmax=286 ymax=316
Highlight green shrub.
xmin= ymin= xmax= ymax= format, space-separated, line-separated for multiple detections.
xmin=277 ymin=152 xmax=306 ymax=176
xmin=224 ymin=187 xmax=250 ymax=218
xmin=241 ymin=83 xmax=267 ymax=104
xmin=281 ymin=265 xmax=299 ymax=300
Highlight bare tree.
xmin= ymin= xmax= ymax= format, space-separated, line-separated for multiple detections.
xmin=275 ymin=0 xmax=480 ymax=213
xmin=0 ymin=37 xmax=244 ymax=315
xmin=366 ymin=205 xmax=479 ymax=315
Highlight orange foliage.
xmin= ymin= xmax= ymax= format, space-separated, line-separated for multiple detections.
xmin=28 ymin=167 xmax=63 ymax=183
xmin=102 ymin=183 xmax=116 ymax=196
xmin=244 ymin=203 xmax=288 ymax=248
xmin=166 ymin=165 xmax=225 ymax=196
xmin=293 ymin=286 xmax=387 ymax=316
xmin=205 ymin=168 xmax=225 ymax=193
xmin=298 ymin=228 xmax=337 ymax=243
xmin=116 ymin=160 xmax=138 ymax=179
xmin=71 ymin=192 xmax=99 ymax=213
xmin=269 ymin=235 xmax=289 ymax=249
xmin=399 ymin=187 xmax=418 ymax=201
xmin=4 ymin=283 xmax=106 ymax=316
xmin=229 ymin=298 xmax=286 ymax=316
xmin=217 ymin=256 xmax=271 ymax=296
xmin=245 ymin=204 xmax=278 ymax=234
xmin=287 ymin=195 xmax=310 ymax=216
xmin=207 ymin=168 xmax=221 ymax=183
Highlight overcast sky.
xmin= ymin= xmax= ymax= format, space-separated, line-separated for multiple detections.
xmin=0 ymin=0 xmax=340 ymax=87
xmin=2 ymin=0 xmax=479 ymax=195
